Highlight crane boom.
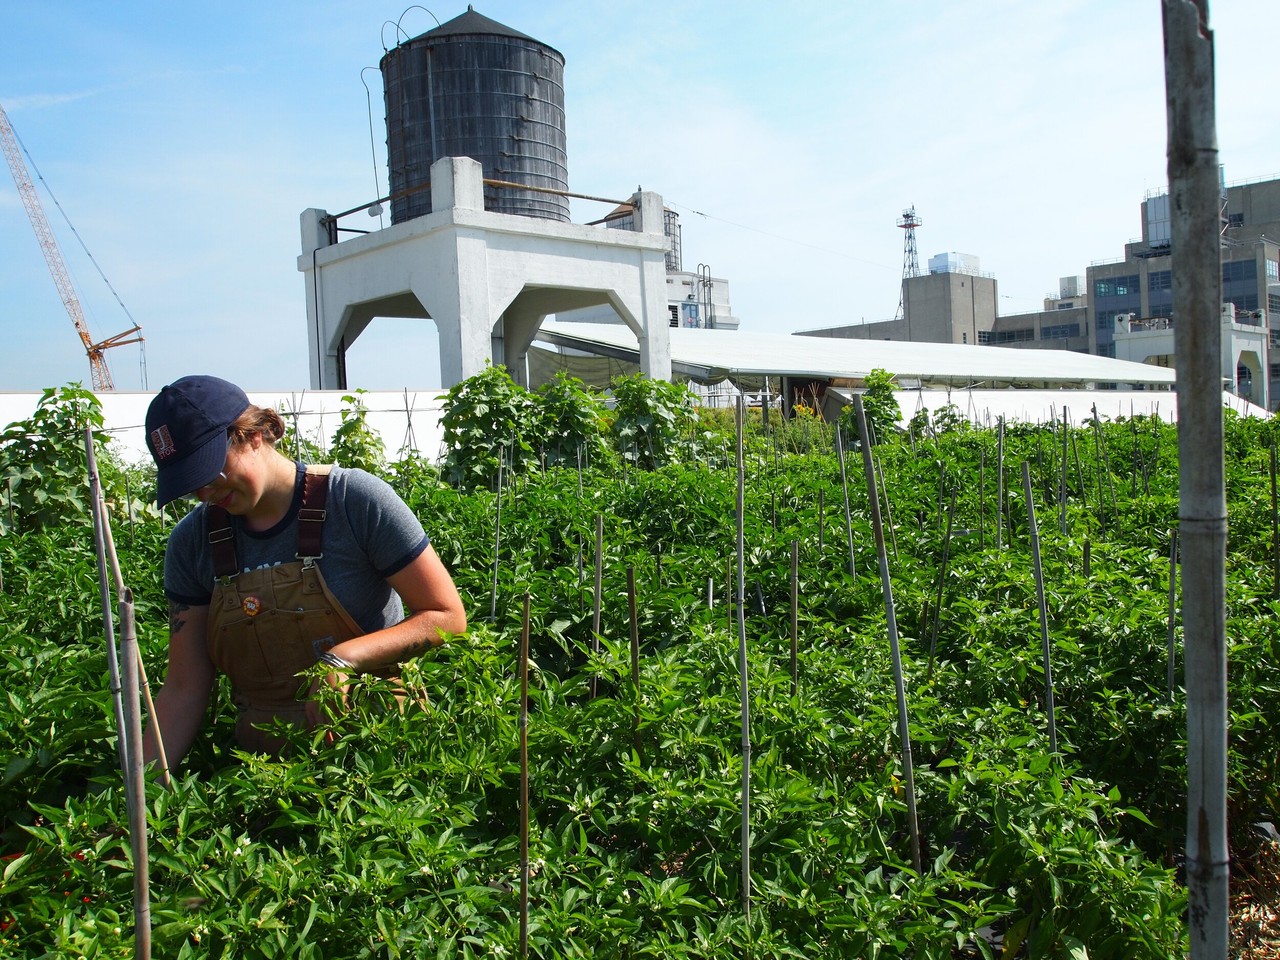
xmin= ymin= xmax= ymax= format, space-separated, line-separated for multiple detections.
xmin=0 ymin=101 xmax=142 ymax=391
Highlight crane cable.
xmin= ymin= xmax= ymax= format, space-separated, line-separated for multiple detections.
xmin=12 ymin=124 xmax=147 ymax=388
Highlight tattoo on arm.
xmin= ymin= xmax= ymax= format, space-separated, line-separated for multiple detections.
xmin=405 ymin=635 xmax=439 ymax=657
xmin=168 ymin=601 xmax=191 ymax=635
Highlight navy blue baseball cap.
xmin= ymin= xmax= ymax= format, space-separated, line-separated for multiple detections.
xmin=146 ymin=375 xmax=250 ymax=506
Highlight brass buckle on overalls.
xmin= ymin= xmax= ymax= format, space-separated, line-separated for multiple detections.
xmin=296 ymin=507 xmax=327 ymax=567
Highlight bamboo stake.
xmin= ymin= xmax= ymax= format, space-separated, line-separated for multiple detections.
xmin=875 ymin=450 xmax=899 ymax=563
xmin=978 ymin=446 xmax=986 ymax=550
xmin=1022 ymin=462 xmax=1058 ymax=755
xmin=85 ymin=430 xmax=151 ymax=957
xmin=1167 ymin=528 xmax=1180 ymax=701
xmin=835 ymin=426 xmax=856 ymax=578
xmin=727 ymin=555 xmax=733 ymax=633
xmin=488 ymin=454 xmax=504 ymax=622
xmin=98 ymin=489 xmax=170 ymax=789
xmin=1271 ymin=445 xmax=1278 ymax=600
xmin=1090 ymin=407 xmax=1121 ymax=519
xmin=1165 ymin=2 xmax=1229 ymax=950
xmin=853 ymin=396 xmax=922 ymax=874
xmin=86 ymin=431 xmax=132 ymax=778
xmin=119 ymin=591 xmax=151 ymax=959
xmin=1090 ymin=407 xmax=1111 ymax=535
xmin=926 ymin=487 xmax=958 ymax=680
xmin=627 ymin=566 xmax=641 ymax=754
xmin=790 ymin=540 xmax=799 ymax=698
xmin=1129 ymin=417 xmax=1141 ymax=498
xmin=996 ymin=418 xmax=1006 ymax=549
xmin=1083 ymin=539 xmax=1092 ymax=579
xmin=518 ymin=593 xmax=530 ymax=960
xmin=817 ymin=488 xmax=825 ymax=556
xmin=1071 ymin=432 xmax=1088 ymax=527
xmin=590 ymin=514 xmax=603 ymax=699
xmin=735 ymin=394 xmax=752 ymax=920
xmin=1060 ymin=407 xmax=1069 ymax=537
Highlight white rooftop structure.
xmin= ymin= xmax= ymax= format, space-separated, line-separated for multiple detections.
xmin=534 ymin=321 xmax=1179 ymax=389
xmin=298 ymin=157 xmax=672 ymax=390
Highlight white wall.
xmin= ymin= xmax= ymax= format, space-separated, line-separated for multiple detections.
xmin=0 ymin=390 xmax=447 ymax=468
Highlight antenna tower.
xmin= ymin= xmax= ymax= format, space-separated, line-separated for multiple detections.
xmin=894 ymin=205 xmax=922 ymax=322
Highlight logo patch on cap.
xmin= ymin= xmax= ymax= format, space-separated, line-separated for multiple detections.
xmin=150 ymin=425 xmax=177 ymax=460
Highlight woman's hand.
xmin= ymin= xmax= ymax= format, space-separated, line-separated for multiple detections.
xmin=304 ymin=661 xmax=353 ymax=743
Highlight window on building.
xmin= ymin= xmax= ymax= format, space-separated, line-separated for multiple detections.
xmin=977 ymin=331 xmax=991 ymax=344
xmin=1148 ymin=270 xmax=1172 ymax=291
xmin=1227 ymin=212 xmax=1244 ymax=228
xmin=1096 ymin=275 xmax=1139 ymax=298
xmin=1227 ymin=294 xmax=1260 ymax=313
xmin=669 ymin=305 xmax=679 ymax=327
xmin=1268 ymin=293 xmax=1280 ymax=315
xmin=1057 ymin=302 xmax=1074 ymax=310
xmin=1267 ymin=259 xmax=1279 ymax=282
xmin=1098 ymin=343 xmax=1116 ymax=358
xmin=992 ymin=328 xmax=1035 ymax=343
xmin=1040 ymin=323 xmax=1081 ymax=340
xmin=1223 ymin=260 xmax=1257 ymax=282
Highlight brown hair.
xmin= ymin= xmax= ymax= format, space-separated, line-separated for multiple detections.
xmin=228 ymin=404 xmax=286 ymax=446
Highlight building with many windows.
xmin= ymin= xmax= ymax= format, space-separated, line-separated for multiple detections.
xmin=1079 ymin=174 xmax=1279 ymax=406
xmin=799 ymin=173 xmax=1280 ymax=408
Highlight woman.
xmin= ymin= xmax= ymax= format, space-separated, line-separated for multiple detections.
xmin=141 ymin=375 xmax=466 ymax=763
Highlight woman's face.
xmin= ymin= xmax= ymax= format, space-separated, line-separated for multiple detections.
xmin=193 ymin=434 xmax=263 ymax=514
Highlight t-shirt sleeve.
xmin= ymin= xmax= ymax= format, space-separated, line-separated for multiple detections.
xmin=336 ymin=467 xmax=430 ymax=578
xmin=163 ymin=506 xmax=214 ymax=606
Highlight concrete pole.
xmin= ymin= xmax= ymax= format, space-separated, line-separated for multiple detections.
xmin=1163 ymin=2 xmax=1229 ymax=956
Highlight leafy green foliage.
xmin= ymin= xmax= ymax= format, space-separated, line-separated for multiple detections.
xmin=840 ymin=368 xmax=902 ymax=446
xmin=439 ymin=364 xmax=541 ymax=490
xmin=608 ymin=373 xmax=698 ymax=469
xmin=0 ymin=386 xmax=104 ymax=534
xmin=328 ymin=390 xmax=387 ymax=476
xmin=536 ymin=372 xmax=610 ymax=469
xmin=8 ymin=393 xmax=1280 ymax=957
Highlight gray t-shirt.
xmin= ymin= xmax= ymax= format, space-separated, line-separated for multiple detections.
xmin=164 ymin=463 xmax=429 ymax=634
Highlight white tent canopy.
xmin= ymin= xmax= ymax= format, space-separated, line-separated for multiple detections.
xmin=534 ymin=321 xmax=1179 ymax=389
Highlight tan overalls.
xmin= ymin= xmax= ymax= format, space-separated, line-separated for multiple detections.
xmin=204 ymin=466 xmax=398 ymax=753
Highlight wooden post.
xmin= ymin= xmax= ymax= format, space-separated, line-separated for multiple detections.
xmin=1164 ymin=1 xmax=1229 ymax=952
xmin=1022 ymin=462 xmax=1058 ymax=755
xmin=627 ymin=566 xmax=641 ymax=754
xmin=853 ymin=396 xmax=922 ymax=874
xmin=836 ymin=426 xmax=856 ymax=578
xmin=590 ymin=514 xmax=603 ymax=699
xmin=518 ymin=594 xmax=531 ymax=959
xmin=789 ymin=540 xmax=799 ymax=697
xmin=735 ymin=394 xmax=752 ymax=920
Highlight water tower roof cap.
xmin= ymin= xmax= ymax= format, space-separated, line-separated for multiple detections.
xmin=415 ymin=7 xmax=541 ymax=44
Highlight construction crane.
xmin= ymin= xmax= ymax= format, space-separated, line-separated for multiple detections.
xmin=0 ymin=101 xmax=142 ymax=391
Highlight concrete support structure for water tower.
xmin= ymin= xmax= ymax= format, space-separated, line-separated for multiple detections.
xmin=298 ymin=156 xmax=672 ymax=389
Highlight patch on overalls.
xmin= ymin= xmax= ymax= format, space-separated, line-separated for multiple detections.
xmin=241 ymin=595 xmax=263 ymax=617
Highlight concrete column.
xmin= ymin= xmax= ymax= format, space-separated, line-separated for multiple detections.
xmin=432 ymin=156 xmax=484 ymax=213
xmin=501 ymin=307 xmax=548 ymax=386
xmin=628 ymin=190 xmax=673 ymax=382
xmin=637 ymin=253 xmax=672 ymax=381
xmin=300 ymin=208 xmax=341 ymax=389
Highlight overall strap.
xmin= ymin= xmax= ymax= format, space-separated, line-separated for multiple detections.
xmin=207 ymin=506 xmax=238 ymax=579
xmin=296 ymin=465 xmax=334 ymax=562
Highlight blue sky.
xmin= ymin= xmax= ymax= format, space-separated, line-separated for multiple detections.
xmin=1 ymin=1 xmax=1274 ymax=393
